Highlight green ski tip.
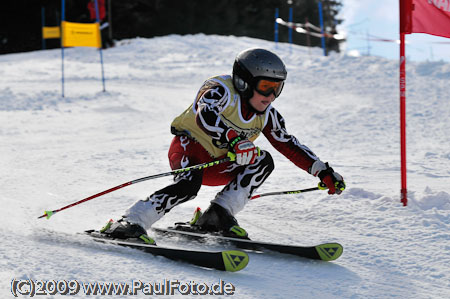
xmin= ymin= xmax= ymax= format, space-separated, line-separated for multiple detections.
xmin=222 ymin=250 xmax=249 ymax=272
xmin=315 ymin=243 xmax=343 ymax=261
xmin=44 ymin=211 xmax=54 ymax=219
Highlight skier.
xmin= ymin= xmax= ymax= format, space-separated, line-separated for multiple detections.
xmin=100 ymin=48 xmax=345 ymax=243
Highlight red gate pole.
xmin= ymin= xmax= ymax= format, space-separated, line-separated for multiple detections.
xmin=399 ymin=32 xmax=408 ymax=206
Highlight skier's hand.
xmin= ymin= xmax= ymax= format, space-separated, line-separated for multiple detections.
xmin=311 ymin=161 xmax=345 ymax=195
xmin=228 ymin=135 xmax=258 ymax=165
xmin=321 ymin=172 xmax=345 ymax=195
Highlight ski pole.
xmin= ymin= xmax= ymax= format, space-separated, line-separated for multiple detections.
xmin=38 ymin=152 xmax=237 ymax=220
xmin=250 ymin=182 xmax=327 ymax=200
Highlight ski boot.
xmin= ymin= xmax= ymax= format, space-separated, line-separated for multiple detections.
xmin=193 ymin=203 xmax=249 ymax=239
xmin=100 ymin=219 xmax=156 ymax=245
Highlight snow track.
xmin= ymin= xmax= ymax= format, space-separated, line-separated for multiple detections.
xmin=1 ymin=34 xmax=449 ymax=298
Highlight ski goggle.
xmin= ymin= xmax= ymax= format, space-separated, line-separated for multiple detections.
xmin=255 ymin=79 xmax=285 ymax=98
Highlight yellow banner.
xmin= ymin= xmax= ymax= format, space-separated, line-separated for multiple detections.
xmin=42 ymin=26 xmax=61 ymax=39
xmin=62 ymin=21 xmax=101 ymax=48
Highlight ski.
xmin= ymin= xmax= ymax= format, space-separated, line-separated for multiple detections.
xmin=85 ymin=230 xmax=249 ymax=272
xmin=152 ymin=226 xmax=343 ymax=262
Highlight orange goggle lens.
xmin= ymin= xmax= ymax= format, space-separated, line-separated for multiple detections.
xmin=255 ymin=79 xmax=284 ymax=97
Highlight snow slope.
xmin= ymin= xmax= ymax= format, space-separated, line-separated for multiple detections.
xmin=1 ymin=34 xmax=449 ymax=298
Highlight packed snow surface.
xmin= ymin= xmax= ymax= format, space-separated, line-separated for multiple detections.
xmin=1 ymin=34 xmax=449 ymax=298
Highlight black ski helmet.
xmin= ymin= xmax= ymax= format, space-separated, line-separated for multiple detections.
xmin=232 ymin=48 xmax=287 ymax=99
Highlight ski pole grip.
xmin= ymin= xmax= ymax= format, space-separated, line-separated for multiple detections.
xmin=227 ymin=151 xmax=236 ymax=162
xmin=318 ymin=182 xmax=328 ymax=190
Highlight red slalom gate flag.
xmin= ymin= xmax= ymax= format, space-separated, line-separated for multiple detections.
xmin=398 ymin=0 xmax=450 ymax=206
xmin=401 ymin=0 xmax=450 ymax=37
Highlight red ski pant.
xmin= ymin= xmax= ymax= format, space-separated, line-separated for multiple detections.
xmin=168 ymin=135 xmax=241 ymax=186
